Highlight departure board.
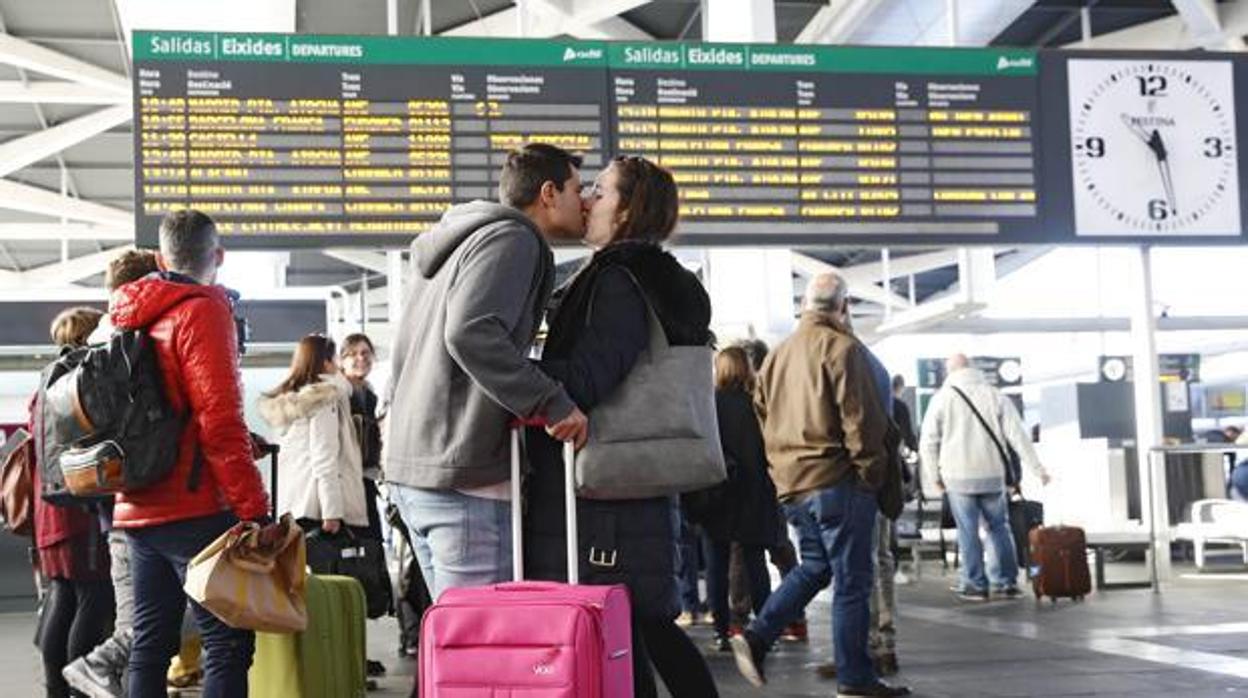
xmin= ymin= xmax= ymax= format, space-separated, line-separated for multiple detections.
xmin=133 ymin=34 xmax=609 ymax=247
xmin=133 ymin=33 xmax=1246 ymax=247
xmin=607 ymin=43 xmax=1040 ymax=244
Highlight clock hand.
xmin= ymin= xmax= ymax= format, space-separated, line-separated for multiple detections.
xmin=1119 ymin=113 xmax=1152 ymax=144
xmin=1150 ymin=129 xmax=1177 ymax=214
xmin=1147 ymin=129 xmax=1168 ymax=162
xmin=1158 ymin=157 xmax=1177 ymax=215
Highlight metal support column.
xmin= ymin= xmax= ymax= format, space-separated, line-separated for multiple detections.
xmin=1129 ymin=246 xmax=1170 ymax=589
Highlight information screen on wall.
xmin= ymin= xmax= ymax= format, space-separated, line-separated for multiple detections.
xmin=133 ymin=33 xmax=609 ymax=247
xmin=608 ymin=43 xmax=1041 ymax=245
xmin=131 ymin=32 xmax=1248 ymax=248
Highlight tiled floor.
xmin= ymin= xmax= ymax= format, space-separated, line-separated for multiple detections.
xmin=4 ymin=563 xmax=1247 ymax=696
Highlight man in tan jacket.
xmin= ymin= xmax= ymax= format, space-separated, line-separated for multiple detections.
xmin=731 ymin=272 xmax=909 ymax=698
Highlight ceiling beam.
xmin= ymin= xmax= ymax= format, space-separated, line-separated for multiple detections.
xmin=0 ymin=104 xmax=130 ymax=177
xmin=444 ymin=2 xmax=653 ymax=40
xmin=322 ymin=249 xmax=389 ymax=275
xmin=1065 ymin=1 xmax=1248 ymax=51
xmin=840 ymin=248 xmax=961 ymax=281
xmin=795 ymin=0 xmax=877 ymax=45
xmin=0 ymin=34 xmax=129 ymax=95
xmin=0 ymin=245 xmax=128 ymax=289
xmin=1173 ymin=0 xmax=1248 ymax=51
xmin=0 ymin=179 xmax=131 ymax=226
xmin=0 ymin=80 xmax=128 ymax=104
xmin=0 ymin=223 xmax=131 ymax=241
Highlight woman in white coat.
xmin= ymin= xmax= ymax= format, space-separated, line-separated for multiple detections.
xmin=258 ymin=334 xmax=369 ymax=534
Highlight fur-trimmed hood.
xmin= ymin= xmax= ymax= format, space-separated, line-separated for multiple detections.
xmin=257 ymin=372 xmax=352 ymax=434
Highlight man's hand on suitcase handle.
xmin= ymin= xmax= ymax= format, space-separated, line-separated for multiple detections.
xmin=546 ymin=407 xmax=588 ymax=450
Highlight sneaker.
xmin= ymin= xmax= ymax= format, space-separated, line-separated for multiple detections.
xmin=727 ymin=623 xmax=745 ymax=637
xmin=366 ymin=659 xmax=387 ymax=676
xmin=729 ymin=631 xmax=768 ymax=687
xmin=994 ymin=586 xmax=1024 ymax=600
xmin=954 ymin=588 xmax=989 ymax=602
xmin=675 ymin=611 xmax=696 ymax=627
xmin=780 ymin=619 xmax=808 ymax=642
xmin=813 ymin=661 xmax=838 ymax=680
xmin=838 ymin=680 xmax=912 ymax=697
xmin=62 ymin=657 xmax=122 ymax=698
xmin=711 ymin=634 xmax=732 ymax=652
xmin=873 ymin=653 xmax=900 ymax=677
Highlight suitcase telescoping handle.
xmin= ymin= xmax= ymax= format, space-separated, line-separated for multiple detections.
xmin=509 ymin=420 xmax=578 ymax=585
xmin=256 ymin=441 xmax=280 ymax=520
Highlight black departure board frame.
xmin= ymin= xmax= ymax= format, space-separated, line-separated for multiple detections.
xmin=131 ymin=32 xmax=1248 ymax=249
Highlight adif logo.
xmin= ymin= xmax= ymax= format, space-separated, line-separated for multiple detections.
xmin=533 ymin=663 xmax=555 ymax=676
xmin=997 ymin=55 xmax=1034 ymax=71
xmin=562 ymin=46 xmax=604 ymax=62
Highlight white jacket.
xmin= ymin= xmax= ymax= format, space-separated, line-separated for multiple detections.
xmin=919 ymin=367 xmax=1047 ymax=495
xmin=257 ymin=372 xmax=369 ymax=527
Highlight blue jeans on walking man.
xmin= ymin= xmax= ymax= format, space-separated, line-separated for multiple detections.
xmin=945 ymin=490 xmax=1019 ymax=593
xmin=126 ymin=513 xmax=254 ymax=698
xmin=746 ymin=480 xmax=880 ymax=687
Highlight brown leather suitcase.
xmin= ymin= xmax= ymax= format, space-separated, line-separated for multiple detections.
xmin=1028 ymin=525 xmax=1091 ymax=602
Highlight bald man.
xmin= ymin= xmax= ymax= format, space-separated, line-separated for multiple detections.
xmin=919 ymin=353 xmax=1049 ymax=602
xmin=731 ymin=272 xmax=910 ymax=698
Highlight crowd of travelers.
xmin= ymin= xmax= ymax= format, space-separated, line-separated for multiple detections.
xmin=7 ymin=140 xmax=1100 ymax=697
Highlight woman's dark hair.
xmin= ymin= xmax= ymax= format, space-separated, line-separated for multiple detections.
xmin=269 ymin=334 xmax=336 ymax=396
xmin=715 ymin=346 xmax=756 ymax=393
xmin=340 ymin=332 xmax=375 ymax=357
xmin=609 ymin=155 xmax=679 ymax=243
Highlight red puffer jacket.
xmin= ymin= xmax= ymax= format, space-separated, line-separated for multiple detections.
xmin=109 ymin=276 xmax=269 ymax=528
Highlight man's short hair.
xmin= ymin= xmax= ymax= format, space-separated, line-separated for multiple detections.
xmin=892 ymin=374 xmax=906 ymax=392
xmin=158 ymin=209 xmax=219 ymax=280
xmin=105 ymin=249 xmax=159 ymax=291
xmin=498 ymin=143 xmax=583 ymax=209
xmin=803 ymin=271 xmax=849 ymax=315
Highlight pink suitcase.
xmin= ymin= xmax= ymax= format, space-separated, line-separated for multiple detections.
xmin=419 ymin=432 xmax=634 ymax=697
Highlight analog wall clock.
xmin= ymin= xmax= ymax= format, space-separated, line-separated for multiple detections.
xmin=1067 ymin=58 xmax=1240 ymax=236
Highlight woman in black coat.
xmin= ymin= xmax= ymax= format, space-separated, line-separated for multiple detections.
xmin=688 ymin=346 xmax=778 ymax=649
xmin=524 ymin=155 xmax=718 ymax=698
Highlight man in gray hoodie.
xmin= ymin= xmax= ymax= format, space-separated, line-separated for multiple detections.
xmin=386 ymin=143 xmax=589 ymax=599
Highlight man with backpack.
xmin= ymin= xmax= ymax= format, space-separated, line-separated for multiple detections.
xmin=106 ymin=209 xmax=269 ymax=697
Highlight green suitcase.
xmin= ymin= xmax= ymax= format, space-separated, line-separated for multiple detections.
xmin=250 ymin=574 xmax=368 ymax=697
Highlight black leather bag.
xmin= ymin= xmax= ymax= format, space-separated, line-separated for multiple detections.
xmin=1008 ymin=497 xmax=1045 ymax=569
xmin=305 ymin=528 xmax=392 ymax=619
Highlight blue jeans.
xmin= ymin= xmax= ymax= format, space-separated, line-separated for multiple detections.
xmin=390 ymin=485 xmax=512 ymax=601
xmin=747 ymin=481 xmax=879 ymax=687
xmin=946 ymin=490 xmax=1019 ymax=592
xmin=676 ymin=518 xmax=705 ymax=614
xmin=126 ymin=513 xmax=254 ymax=698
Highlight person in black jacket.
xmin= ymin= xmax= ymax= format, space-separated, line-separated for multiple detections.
xmin=891 ymin=375 xmax=918 ymax=455
xmin=693 ymin=346 xmax=778 ymax=651
xmin=524 ymin=155 xmax=718 ymax=698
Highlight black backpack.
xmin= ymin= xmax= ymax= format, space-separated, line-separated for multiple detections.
xmin=35 ymin=329 xmax=190 ymax=504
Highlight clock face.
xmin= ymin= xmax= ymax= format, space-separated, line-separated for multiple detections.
xmin=1068 ymin=59 xmax=1240 ymax=236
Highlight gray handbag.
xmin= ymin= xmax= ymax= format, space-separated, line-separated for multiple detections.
xmin=574 ymin=272 xmax=727 ymax=500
